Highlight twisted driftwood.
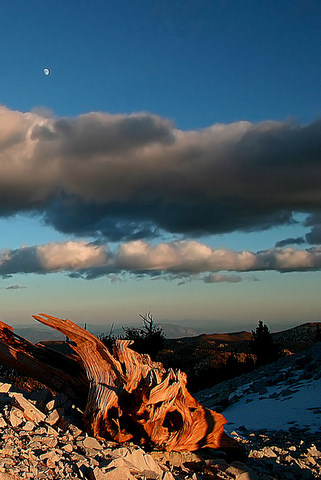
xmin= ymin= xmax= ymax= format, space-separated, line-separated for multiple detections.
xmin=0 ymin=314 xmax=236 ymax=452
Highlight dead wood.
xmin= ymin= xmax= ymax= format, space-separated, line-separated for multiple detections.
xmin=0 ymin=314 xmax=237 ymax=452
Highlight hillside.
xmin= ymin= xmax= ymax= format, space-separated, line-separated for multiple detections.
xmin=165 ymin=321 xmax=320 ymax=353
xmin=272 ymin=322 xmax=321 ymax=351
xmin=196 ymin=342 xmax=321 ymax=479
xmin=158 ymin=321 xmax=321 ymax=392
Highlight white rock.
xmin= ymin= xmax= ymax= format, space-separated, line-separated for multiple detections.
xmin=8 ymin=408 xmax=24 ymax=428
xmin=68 ymin=424 xmax=83 ymax=438
xmin=307 ymin=445 xmax=321 ymax=457
xmin=41 ymin=436 xmax=58 ymax=448
xmin=83 ymin=436 xmax=103 ymax=450
xmin=90 ymin=466 xmax=135 ymax=480
xmin=22 ymin=421 xmax=35 ymax=431
xmin=46 ymin=425 xmax=59 ymax=436
xmin=109 ymin=447 xmax=164 ymax=477
xmin=0 ymin=418 xmax=7 ymax=429
xmin=0 ymin=384 xmax=12 ymax=394
xmin=9 ymin=393 xmax=46 ymax=423
xmin=62 ymin=443 xmax=73 ymax=453
xmin=0 ymin=473 xmax=21 ymax=480
xmin=46 ymin=408 xmax=60 ymax=425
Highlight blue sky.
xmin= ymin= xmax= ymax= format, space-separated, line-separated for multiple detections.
xmin=1 ymin=0 xmax=321 ymax=331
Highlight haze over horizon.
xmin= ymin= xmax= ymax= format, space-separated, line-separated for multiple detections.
xmin=1 ymin=0 xmax=321 ymax=330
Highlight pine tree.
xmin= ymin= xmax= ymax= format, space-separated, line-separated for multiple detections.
xmin=250 ymin=320 xmax=280 ymax=366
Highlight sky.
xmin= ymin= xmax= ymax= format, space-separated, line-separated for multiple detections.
xmin=0 ymin=0 xmax=321 ymax=332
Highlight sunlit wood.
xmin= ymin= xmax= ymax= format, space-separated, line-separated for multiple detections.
xmin=0 ymin=314 xmax=236 ymax=452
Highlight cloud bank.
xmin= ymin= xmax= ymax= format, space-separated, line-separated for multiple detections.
xmin=0 ymin=106 xmax=321 ymax=240
xmin=1 ymin=240 xmax=321 ymax=280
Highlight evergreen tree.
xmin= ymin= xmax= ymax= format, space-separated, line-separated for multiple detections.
xmin=250 ymin=320 xmax=280 ymax=366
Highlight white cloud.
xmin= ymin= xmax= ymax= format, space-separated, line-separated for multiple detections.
xmin=37 ymin=241 xmax=108 ymax=271
xmin=0 ymin=240 xmax=320 ymax=279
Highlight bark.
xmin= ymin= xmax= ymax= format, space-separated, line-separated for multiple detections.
xmin=0 ymin=314 xmax=236 ymax=452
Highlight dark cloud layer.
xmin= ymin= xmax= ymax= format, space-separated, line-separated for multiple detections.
xmin=275 ymin=237 xmax=306 ymax=248
xmin=0 ymin=106 xmax=321 ymax=240
xmin=276 ymin=214 xmax=321 ymax=247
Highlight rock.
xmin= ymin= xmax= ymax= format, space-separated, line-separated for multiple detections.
xmin=46 ymin=425 xmax=59 ymax=436
xmin=307 ymin=445 xmax=321 ymax=457
xmin=0 ymin=474 xmax=20 ymax=480
xmin=8 ymin=407 xmax=24 ymax=427
xmin=109 ymin=447 xmax=174 ymax=479
xmin=83 ymin=435 xmax=103 ymax=450
xmin=22 ymin=421 xmax=35 ymax=431
xmin=40 ymin=436 xmax=58 ymax=448
xmin=89 ymin=465 xmax=135 ymax=480
xmin=0 ymin=417 xmax=6 ymax=429
xmin=0 ymin=384 xmax=12 ymax=394
xmin=34 ymin=426 xmax=47 ymax=435
xmin=226 ymin=461 xmax=258 ymax=479
xmin=68 ymin=424 xmax=83 ymax=438
xmin=61 ymin=443 xmax=73 ymax=453
xmin=9 ymin=393 xmax=46 ymax=423
xmin=260 ymin=447 xmax=278 ymax=458
xmin=45 ymin=399 xmax=56 ymax=411
xmin=151 ymin=450 xmax=202 ymax=469
xmin=0 ymin=374 xmax=320 ymax=480
xmin=46 ymin=408 xmax=60 ymax=425
xmin=237 ymin=473 xmax=258 ymax=480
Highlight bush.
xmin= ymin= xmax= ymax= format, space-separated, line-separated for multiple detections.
xmin=99 ymin=312 xmax=166 ymax=361
xmin=123 ymin=312 xmax=166 ymax=360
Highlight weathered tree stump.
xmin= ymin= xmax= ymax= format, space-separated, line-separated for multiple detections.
xmin=0 ymin=314 xmax=236 ymax=452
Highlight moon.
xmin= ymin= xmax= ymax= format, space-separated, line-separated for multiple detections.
xmin=43 ymin=68 xmax=50 ymax=76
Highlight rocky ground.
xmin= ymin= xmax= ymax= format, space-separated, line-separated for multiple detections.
xmin=0 ymin=383 xmax=319 ymax=480
xmin=0 ymin=344 xmax=320 ymax=479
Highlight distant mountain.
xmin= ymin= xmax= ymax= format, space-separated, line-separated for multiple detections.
xmin=158 ymin=323 xmax=201 ymax=338
xmin=12 ymin=321 xmax=321 ymax=348
xmin=14 ymin=326 xmax=65 ymax=343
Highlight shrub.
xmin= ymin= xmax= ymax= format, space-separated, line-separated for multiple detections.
xmin=99 ymin=312 xmax=166 ymax=361
xmin=123 ymin=312 xmax=166 ymax=360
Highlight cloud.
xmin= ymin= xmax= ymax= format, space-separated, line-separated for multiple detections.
xmin=0 ymin=106 xmax=321 ymax=239
xmin=275 ymin=237 xmax=306 ymax=247
xmin=0 ymin=241 xmax=108 ymax=276
xmin=0 ymin=240 xmax=321 ymax=279
xmin=4 ymin=284 xmax=26 ymax=290
xmin=203 ymin=274 xmax=242 ymax=283
xmin=37 ymin=241 xmax=108 ymax=270
xmin=304 ymin=214 xmax=321 ymax=244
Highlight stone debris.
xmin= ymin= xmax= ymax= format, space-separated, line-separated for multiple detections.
xmin=230 ymin=428 xmax=321 ymax=479
xmin=0 ymin=375 xmax=319 ymax=480
xmin=0 ymin=379 xmax=178 ymax=480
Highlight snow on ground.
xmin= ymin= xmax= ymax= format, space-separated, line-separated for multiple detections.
xmin=223 ymin=374 xmax=321 ymax=434
xmin=197 ymin=343 xmax=321 ymax=438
